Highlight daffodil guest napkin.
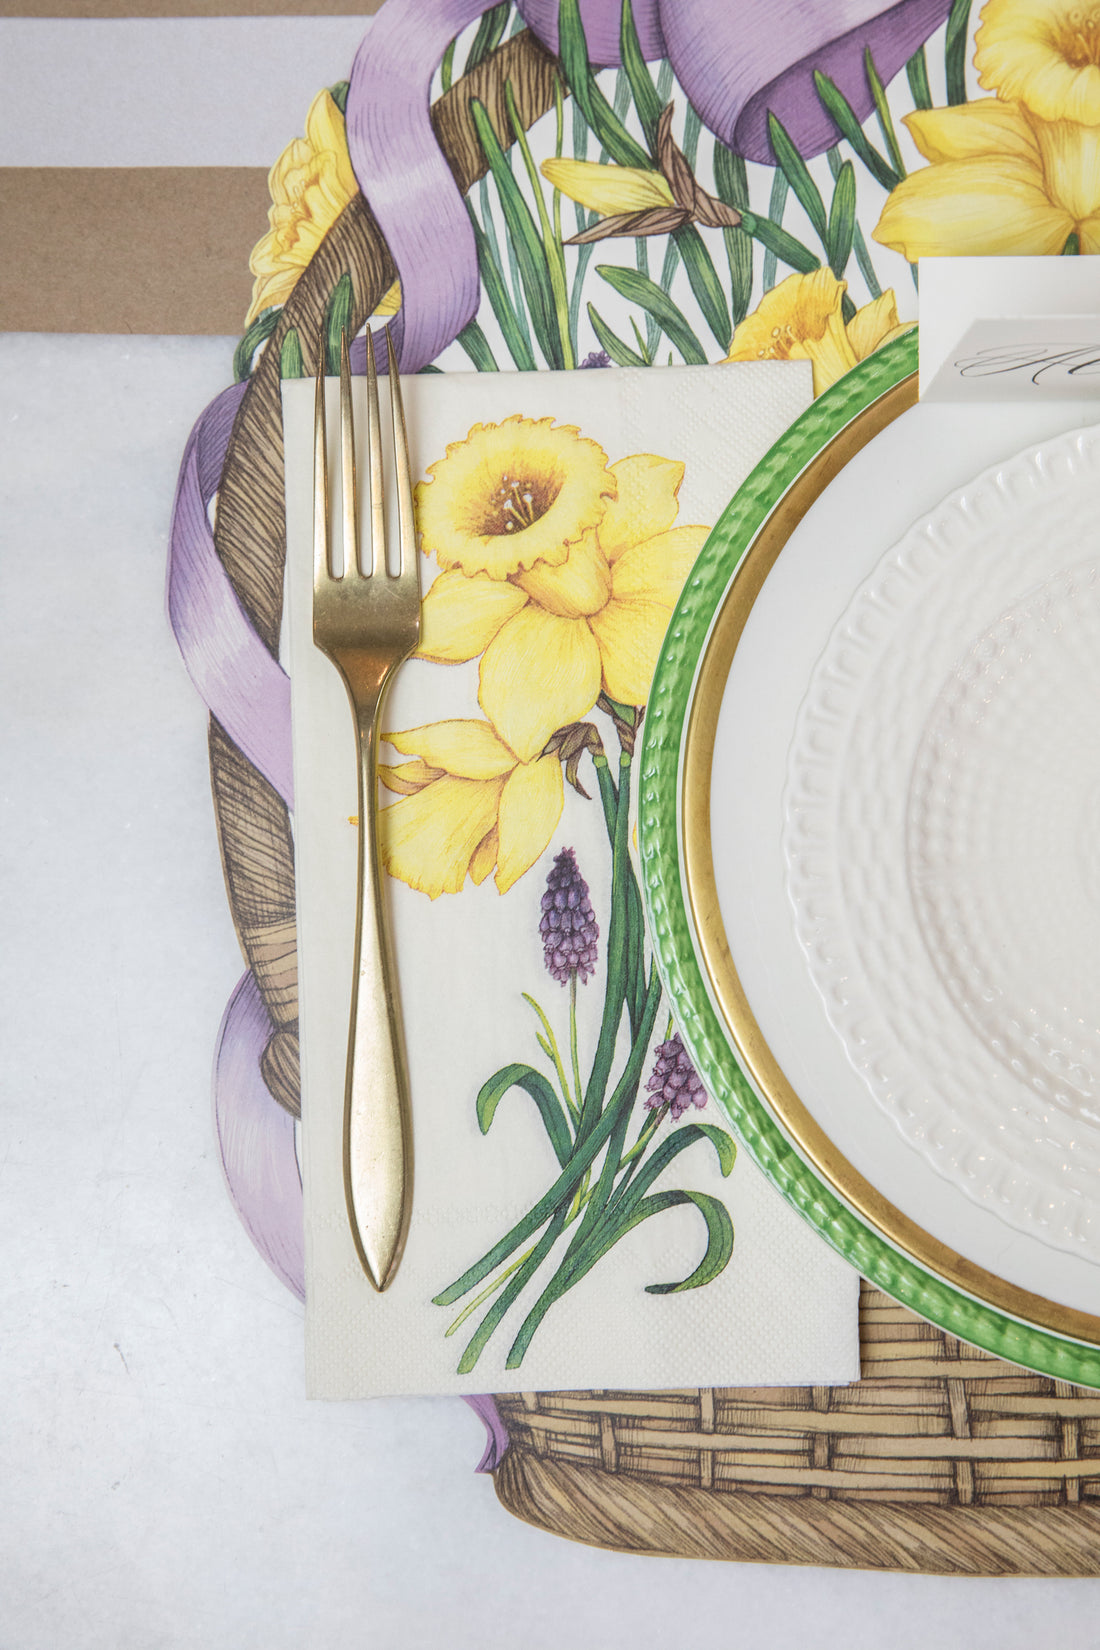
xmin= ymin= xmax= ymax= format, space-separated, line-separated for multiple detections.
xmin=282 ymin=361 xmax=861 ymax=1398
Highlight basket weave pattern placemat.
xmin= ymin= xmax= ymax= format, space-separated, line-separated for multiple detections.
xmin=489 ymin=1282 xmax=1100 ymax=1571
xmin=203 ymin=31 xmax=1100 ymax=1575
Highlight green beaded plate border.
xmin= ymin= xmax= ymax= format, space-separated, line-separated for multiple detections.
xmin=638 ymin=330 xmax=1100 ymax=1388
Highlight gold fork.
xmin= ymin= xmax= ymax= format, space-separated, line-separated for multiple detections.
xmin=313 ymin=327 xmax=420 ymax=1292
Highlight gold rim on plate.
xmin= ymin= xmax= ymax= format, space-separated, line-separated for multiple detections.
xmin=680 ymin=368 xmax=1100 ymax=1351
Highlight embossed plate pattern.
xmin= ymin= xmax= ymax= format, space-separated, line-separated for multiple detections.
xmin=783 ymin=430 xmax=1100 ymax=1259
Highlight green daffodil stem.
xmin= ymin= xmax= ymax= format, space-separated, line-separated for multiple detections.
xmin=640 ymin=60 xmax=675 ymax=355
xmin=617 ymin=1103 xmax=666 ymax=1172
xmin=906 ymin=44 xmax=933 ymax=110
xmin=553 ymin=78 xmax=567 ymax=319
xmin=468 ymin=183 xmax=535 ymax=371
xmin=569 ymin=973 xmax=584 ymax=1112
xmin=826 ymin=148 xmax=881 ymax=300
xmin=523 ymin=992 xmax=579 ymax=1125
xmin=865 ymin=48 xmax=906 ymax=180
xmin=434 ymin=962 xmax=662 ymax=1311
xmin=567 ymin=94 xmax=598 ymax=353
xmin=762 ymin=168 xmax=788 ymax=291
xmin=576 ymin=751 xmax=633 ymax=1144
xmin=471 ymin=97 xmax=562 ymax=367
xmin=478 ymin=175 xmax=527 ymax=355
xmin=601 ymin=1104 xmax=671 ymax=1224
xmin=570 ymin=242 xmax=597 ymax=355
xmin=593 ymin=753 xmax=618 ymax=843
xmin=444 ymin=1242 xmax=538 ymax=1337
xmin=446 ymin=1110 xmax=624 ymax=1360
xmin=945 ymin=0 xmax=971 ymax=106
xmin=457 ymin=1210 xmax=567 ymax=1374
xmin=464 ymin=1 xmax=508 ymax=73
xmin=629 ymin=313 xmax=653 ymax=366
xmin=546 ymin=966 xmax=664 ymax=1288
xmin=505 ymin=80 xmax=575 ymax=370
xmin=566 ymin=1169 xmax=593 ymax=1224
xmin=594 ymin=724 xmax=647 ymax=1035
xmin=433 ymin=1063 xmax=637 ymax=1307
xmin=504 ymin=966 xmax=665 ymax=1367
xmin=569 ymin=974 xmax=665 ymax=1268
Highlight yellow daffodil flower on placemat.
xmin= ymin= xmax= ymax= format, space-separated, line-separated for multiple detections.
xmin=246 ymin=89 xmax=401 ymax=326
xmin=540 ymin=105 xmax=743 ymax=246
xmin=974 ymin=0 xmax=1100 ymax=125
xmin=874 ymin=100 xmax=1100 ymax=257
xmin=724 ymin=268 xmax=912 ymax=397
xmin=875 ymin=0 xmax=1100 ymax=260
xmin=414 ymin=418 xmax=708 ymax=763
xmin=540 ymin=158 xmax=676 ymax=218
xmin=247 ymin=89 xmax=358 ymax=324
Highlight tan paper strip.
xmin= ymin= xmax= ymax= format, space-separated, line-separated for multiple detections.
xmin=0 ymin=167 xmax=269 ymax=332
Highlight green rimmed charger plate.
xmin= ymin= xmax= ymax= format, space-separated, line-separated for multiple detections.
xmin=637 ymin=329 xmax=1100 ymax=1388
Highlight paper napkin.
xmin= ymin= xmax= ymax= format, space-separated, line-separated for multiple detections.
xmin=282 ymin=361 xmax=861 ymax=1398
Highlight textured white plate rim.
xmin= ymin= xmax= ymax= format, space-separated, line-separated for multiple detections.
xmin=782 ymin=422 xmax=1100 ymax=1259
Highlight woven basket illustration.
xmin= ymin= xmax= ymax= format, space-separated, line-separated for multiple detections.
xmin=205 ymin=29 xmax=1100 ymax=1574
xmin=492 ymin=1282 xmax=1100 ymax=1572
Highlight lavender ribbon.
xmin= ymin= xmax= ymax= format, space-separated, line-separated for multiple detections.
xmin=465 ymin=1395 xmax=512 ymax=1471
xmin=657 ymin=0 xmax=953 ymax=165
xmin=167 ymin=380 xmax=295 ymax=808
xmin=214 ymin=973 xmax=306 ymax=1301
xmin=345 ymin=0 xmax=493 ymax=373
xmin=514 ymin=0 xmax=665 ymax=62
xmin=518 ymin=0 xmax=952 ymax=159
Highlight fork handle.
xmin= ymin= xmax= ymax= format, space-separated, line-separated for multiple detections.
xmin=343 ymin=686 xmax=412 ymax=1292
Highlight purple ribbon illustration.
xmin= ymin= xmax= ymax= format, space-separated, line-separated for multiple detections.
xmin=513 ymin=0 xmax=951 ymax=161
xmin=345 ymin=0 xmax=951 ymax=375
xmin=166 ymin=379 xmax=294 ymax=807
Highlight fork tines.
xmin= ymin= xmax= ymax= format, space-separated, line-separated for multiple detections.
xmin=313 ymin=325 xmax=418 ymax=588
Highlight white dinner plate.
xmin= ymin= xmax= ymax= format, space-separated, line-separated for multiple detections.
xmin=639 ymin=332 xmax=1100 ymax=1385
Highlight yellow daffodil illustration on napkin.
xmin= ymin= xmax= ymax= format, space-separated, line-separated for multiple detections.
xmin=407 ymin=416 xmax=708 ymax=766
xmin=378 ymin=718 xmax=564 ymax=899
xmin=373 ymin=414 xmax=733 ymax=1373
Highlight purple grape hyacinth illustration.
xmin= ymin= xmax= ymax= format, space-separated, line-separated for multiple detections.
xmin=540 ymin=847 xmax=599 ymax=985
xmin=645 ymin=1031 xmax=708 ymax=1121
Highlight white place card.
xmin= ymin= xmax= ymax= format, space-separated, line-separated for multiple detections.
xmin=919 ymin=256 xmax=1100 ymax=401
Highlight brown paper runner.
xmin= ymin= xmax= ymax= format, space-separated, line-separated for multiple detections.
xmin=1 ymin=167 xmax=268 ymax=333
